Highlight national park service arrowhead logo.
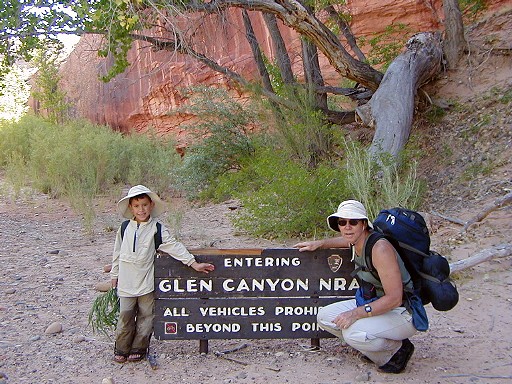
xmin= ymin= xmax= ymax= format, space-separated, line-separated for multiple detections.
xmin=327 ymin=254 xmax=343 ymax=272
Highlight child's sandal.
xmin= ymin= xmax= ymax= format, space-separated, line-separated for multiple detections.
xmin=127 ymin=353 xmax=146 ymax=362
xmin=113 ymin=354 xmax=127 ymax=363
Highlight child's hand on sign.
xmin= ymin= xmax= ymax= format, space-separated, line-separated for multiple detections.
xmin=191 ymin=261 xmax=215 ymax=274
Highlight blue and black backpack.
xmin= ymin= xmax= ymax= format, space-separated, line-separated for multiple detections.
xmin=364 ymin=207 xmax=459 ymax=311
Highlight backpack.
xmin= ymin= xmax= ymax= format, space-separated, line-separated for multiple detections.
xmin=120 ymin=220 xmax=163 ymax=250
xmin=364 ymin=208 xmax=459 ymax=311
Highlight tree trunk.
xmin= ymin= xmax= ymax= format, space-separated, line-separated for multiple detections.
xmin=302 ymin=38 xmax=327 ymax=110
xmin=242 ymin=10 xmax=274 ymax=92
xmin=325 ymin=5 xmax=366 ymax=62
xmin=355 ymin=32 xmax=443 ymax=159
xmin=262 ymin=13 xmax=295 ymax=85
xmin=242 ymin=10 xmax=286 ymax=123
xmin=443 ymin=0 xmax=467 ymax=70
xmin=449 ymin=244 xmax=512 ymax=274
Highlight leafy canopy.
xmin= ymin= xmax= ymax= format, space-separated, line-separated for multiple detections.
xmin=0 ymin=0 xmax=203 ymax=80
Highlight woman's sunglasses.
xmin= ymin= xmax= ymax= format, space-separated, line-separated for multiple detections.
xmin=337 ymin=218 xmax=361 ymax=226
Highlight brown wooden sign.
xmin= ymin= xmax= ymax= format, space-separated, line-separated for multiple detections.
xmin=154 ymin=248 xmax=355 ymax=341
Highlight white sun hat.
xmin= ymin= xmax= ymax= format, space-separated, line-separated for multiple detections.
xmin=327 ymin=199 xmax=373 ymax=232
xmin=117 ymin=185 xmax=166 ymax=219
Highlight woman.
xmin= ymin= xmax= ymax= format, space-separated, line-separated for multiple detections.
xmin=294 ymin=200 xmax=417 ymax=374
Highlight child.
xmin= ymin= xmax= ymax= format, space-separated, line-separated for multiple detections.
xmin=110 ymin=185 xmax=214 ymax=363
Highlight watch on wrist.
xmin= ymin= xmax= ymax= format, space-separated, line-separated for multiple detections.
xmin=364 ymin=304 xmax=373 ymax=317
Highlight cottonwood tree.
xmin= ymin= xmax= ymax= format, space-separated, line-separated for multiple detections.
xmin=1 ymin=0 xmax=466 ymax=160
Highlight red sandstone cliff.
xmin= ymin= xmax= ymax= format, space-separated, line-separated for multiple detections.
xmin=46 ymin=0 xmax=506 ymax=144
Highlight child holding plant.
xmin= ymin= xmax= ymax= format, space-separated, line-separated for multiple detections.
xmin=111 ymin=185 xmax=214 ymax=363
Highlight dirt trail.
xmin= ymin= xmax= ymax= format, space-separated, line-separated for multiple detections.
xmin=1 ymin=179 xmax=511 ymax=384
xmin=1 ymin=7 xmax=512 ymax=384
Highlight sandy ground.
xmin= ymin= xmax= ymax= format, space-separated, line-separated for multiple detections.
xmin=1 ymin=7 xmax=512 ymax=384
xmin=0 ymin=180 xmax=511 ymax=384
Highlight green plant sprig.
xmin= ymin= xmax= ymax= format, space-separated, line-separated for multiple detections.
xmin=88 ymin=288 xmax=120 ymax=337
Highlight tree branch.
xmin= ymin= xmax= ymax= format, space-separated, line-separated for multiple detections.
xmin=462 ymin=192 xmax=512 ymax=232
xmin=184 ymin=0 xmax=383 ymax=90
xmin=449 ymin=244 xmax=512 ymax=274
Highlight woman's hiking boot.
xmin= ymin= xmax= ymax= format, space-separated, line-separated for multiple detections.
xmin=378 ymin=338 xmax=414 ymax=374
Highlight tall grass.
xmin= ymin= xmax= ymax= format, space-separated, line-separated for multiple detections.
xmin=0 ymin=115 xmax=180 ymax=231
xmin=0 ymin=98 xmax=424 ymax=239
xmin=343 ymin=140 xmax=423 ymax=220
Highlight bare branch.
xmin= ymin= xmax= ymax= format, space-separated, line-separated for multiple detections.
xmin=430 ymin=211 xmax=466 ymax=226
xmin=184 ymin=0 xmax=383 ymax=90
xmin=462 ymin=192 xmax=512 ymax=232
xmin=449 ymin=244 xmax=512 ymax=273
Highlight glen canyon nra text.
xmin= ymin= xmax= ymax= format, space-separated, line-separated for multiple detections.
xmin=154 ymin=248 xmax=355 ymax=340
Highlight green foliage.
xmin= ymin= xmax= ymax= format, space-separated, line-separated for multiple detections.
xmin=232 ymin=149 xmax=348 ymax=239
xmin=261 ymin=55 xmax=287 ymax=95
xmin=0 ymin=1 xmax=79 ymax=85
xmin=425 ymin=105 xmax=447 ymax=124
xmin=491 ymin=86 xmax=512 ymax=104
xmin=342 ymin=140 xmax=423 ymax=220
xmin=0 ymin=65 xmax=31 ymax=121
xmin=170 ymin=86 xmax=257 ymax=198
xmin=268 ymin=86 xmax=335 ymax=168
xmin=31 ymin=46 xmax=70 ymax=124
xmin=283 ymin=109 xmax=333 ymax=167
xmin=227 ymin=136 xmax=423 ymax=239
xmin=458 ymin=0 xmax=486 ymax=19
xmin=82 ymin=0 xmax=167 ymax=81
xmin=120 ymin=129 xmax=179 ymax=194
xmin=461 ymin=160 xmax=494 ymax=181
xmin=440 ymin=143 xmax=453 ymax=159
xmin=358 ymin=24 xmax=411 ymax=70
xmin=88 ymin=288 xmax=119 ymax=337
xmin=0 ymin=115 xmax=179 ymax=230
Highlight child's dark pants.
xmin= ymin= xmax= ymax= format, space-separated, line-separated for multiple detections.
xmin=114 ymin=292 xmax=154 ymax=356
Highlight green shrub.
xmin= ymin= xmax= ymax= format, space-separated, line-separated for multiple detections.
xmin=0 ymin=115 xmax=50 ymax=167
xmin=170 ymin=86 xmax=257 ymax=198
xmin=232 ymin=149 xmax=348 ymax=239
xmin=206 ymin=135 xmax=424 ymax=239
xmin=459 ymin=0 xmax=486 ymax=19
xmin=358 ymin=24 xmax=412 ymax=70
xmin=0 ymin=115 xmax=180 ymax=231
xmin=343 ymin=140 xmax=424 ymax=220
xmin=120 ymin=129 xmax=179 ymax=194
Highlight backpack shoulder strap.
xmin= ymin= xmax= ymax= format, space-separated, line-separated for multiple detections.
xmin=120 ymin=220 xmax=162 ymax=251
xmin=363 ymin=231 xmax=385 ymax=278
xmin=351 ymin=231 xmax=384 ymax=278
xmin=154 ymin=222 xmax=163 ymax=250
xmin=120 ymin=220 xmax=130 ymax=241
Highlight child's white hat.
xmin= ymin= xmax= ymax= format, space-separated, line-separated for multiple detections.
xmin=117 ymin=185 xmax=165 ymax=219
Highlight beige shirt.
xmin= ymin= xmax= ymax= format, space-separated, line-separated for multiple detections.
xmin=110 ymin=217 xmax=195 ymax=297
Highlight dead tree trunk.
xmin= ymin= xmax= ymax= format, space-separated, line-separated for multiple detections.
xmin=449 ymin=244 xmax=512 ymax=274
xmin=443 ymin=0 xmax=467 ymax=70
xmin=356 ymin=32 xmax=443 ymax=159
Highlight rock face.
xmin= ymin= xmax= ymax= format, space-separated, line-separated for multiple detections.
xmin=45 ymin=0 xmax=504 ymax=143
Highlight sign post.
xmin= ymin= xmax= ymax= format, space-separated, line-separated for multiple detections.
xmin=154 ymin=248 xmax=355 ymax=353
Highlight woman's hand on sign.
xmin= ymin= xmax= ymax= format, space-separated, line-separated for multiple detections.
xmin=293 ymin=240 xmax=322 ymax=252
xmin=294 ymin=237 xmax=351 ymax=252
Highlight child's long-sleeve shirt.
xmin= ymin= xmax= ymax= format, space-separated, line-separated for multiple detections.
xmin=110 ymin=217 xmax=195 ymax=297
